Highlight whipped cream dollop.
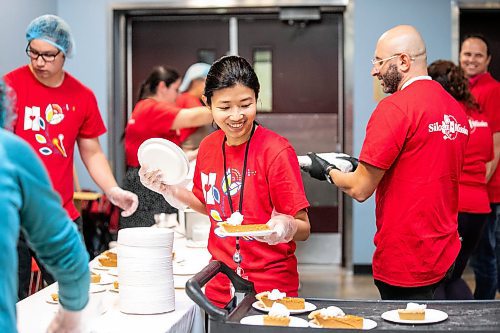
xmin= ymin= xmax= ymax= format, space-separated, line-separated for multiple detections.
xmin=319 ymin=306 xmax=345 ymax=318
xmin=405 ymin=303 xmax=427 ymax=310
xmin=268 ymin=289 xmax=286 ymax=300
xmin=226 ymin=211 xmax=244 ymax=225
xmin=268 ymin=302 xmax=290 ymax=317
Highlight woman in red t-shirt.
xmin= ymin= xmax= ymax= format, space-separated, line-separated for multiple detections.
xmin=120 ymin=65 xmax=212 ymax=229
xmin=428 ymin=60 xmax=494 ymax=299
xmin=139 ymin=56 xmax=310 ymax=307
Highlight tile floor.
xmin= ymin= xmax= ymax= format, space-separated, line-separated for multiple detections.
xmin=297 ymin=264 xmax=483 ymax=300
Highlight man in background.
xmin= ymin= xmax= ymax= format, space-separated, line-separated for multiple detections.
xmin=3 ymin=14 xmax=138 ymax=300
xmin=460 ymin=34 xmax=500 ymax=299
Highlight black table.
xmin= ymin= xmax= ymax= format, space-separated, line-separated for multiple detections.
xmin=187 ymin=261 xmax=500 ymax=332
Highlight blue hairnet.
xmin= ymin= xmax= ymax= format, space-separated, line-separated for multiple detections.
xmin=179 ymin=63 xmax=211 ymax=93
xmin=26 ymin=14 xmax=75 ymax=58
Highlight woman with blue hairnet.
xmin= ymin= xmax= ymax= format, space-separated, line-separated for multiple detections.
xmin=0 ymin=80 xmax=90 ymax=332
xmin=3 ymin=14 xmax=138 ymax=300
xmin=176 ymin=62 xmax=212 ymax=150
xmin=120 ymin=65 xmax=213 ymax=229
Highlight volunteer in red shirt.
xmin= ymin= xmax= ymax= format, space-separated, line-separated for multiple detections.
xmin=121 ymin=65 xmax=212 ymax=229
xmin=429 ymin=60 xmax=493 ymax=300
xmin=176 ymin=62 xmax=212 ymax=148
xmin=460 ymin=34 xmax=500 ymax=299
xmin=139 ymin=55 xmax=310 ymax=307
xmin=3 ymin=14 xmax=138 ymax=300
xmin=307 ymin=25 xmax=468 ymax=300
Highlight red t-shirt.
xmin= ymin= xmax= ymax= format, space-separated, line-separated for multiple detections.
xmin=469 ymin=73 xmax=500 ymax=203
xmin=175 ymin=92 xmax=202 ymax=143
xmin=193 ymin=126 xmax=309 ymax=307
xmin=459 ymin=104 xmax=493 ymax=213
xmin=124 ymin=98 xmax=181 ymax=167
xmin=360 ymin=79 xmax=468 ymax=287
xmin=4 ymin=65 xmax=106 ymax=220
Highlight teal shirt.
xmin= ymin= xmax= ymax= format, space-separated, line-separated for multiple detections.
xmin=0 ymin=129 xmax=89 ymax=332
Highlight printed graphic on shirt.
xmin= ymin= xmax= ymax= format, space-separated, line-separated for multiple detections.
xmin=468 ymin=118 xmax=489 ymax=134
xmin=23 ymin=103 xmax=68 ymax=157
xmin=202 ymin=168 xmax=257 ymax=241
xmin=222 ymin=168 xmax=242 ymax=196
xmin=201 ymin=172 xmax=218 ymax=205
xmin=428 ymin=114 xmax=469 ymax=140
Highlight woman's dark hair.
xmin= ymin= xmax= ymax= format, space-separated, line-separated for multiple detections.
xmin=203 ymin=55 xmax=260 ymax=106
xmin=428 ymin=59 xmax=479 ymax=111
xmin=137 ymin=65 xmax=179 ymax=101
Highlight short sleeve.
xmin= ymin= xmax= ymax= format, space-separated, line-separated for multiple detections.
xmin=267 ymin=146 xmax=309 ymax=216
xmin=360 ymin=101 xmax=410 ymax=170
xmin=78 ymin=90 xmax=106 ymax=138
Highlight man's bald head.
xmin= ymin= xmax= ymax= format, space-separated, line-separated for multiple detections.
xmin=372 ymin=25 xmax=428 ymax=93
xmin=377 ymin=25 xmax=427 ymax=60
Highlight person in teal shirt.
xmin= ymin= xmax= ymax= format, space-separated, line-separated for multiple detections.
xmin=0 ymin=80 xmax=90 ymax=332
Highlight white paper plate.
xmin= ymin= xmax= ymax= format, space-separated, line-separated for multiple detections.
xmin=90 ymin=284 xmax=107 ymax=294
xmin=109 ymin=286 xmax=119 ymax=293
xmin=46 ymin=295 xmax=59 ymax=304
xmin=91 ymin=261 xmax=113 ymax=271
xmin=92 ymin=274 xmax=114 ymax=285
xmin=137 ymin=138 xmax=189 ymax=185
xmin=252 ymin=300 xmax=317 ymax=315
xmin=309 ymin=318 xmax=377 ymax=330
xmin=214 ymin=226 xmax=275 ymax=237
xmin=381 ymin=309 xmax=448 ymax=324
xmin=240 ymin=315 xmax=309 ymax=327
xmin=107 ymin=268 xmax=118 ymax=276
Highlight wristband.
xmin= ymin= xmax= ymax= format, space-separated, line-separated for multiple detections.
xmin=325 ymin=165 xmax=336 ymax=184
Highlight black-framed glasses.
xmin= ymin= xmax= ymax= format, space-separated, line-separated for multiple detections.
xmin=25 ymin=45 xmax=61 ymax=63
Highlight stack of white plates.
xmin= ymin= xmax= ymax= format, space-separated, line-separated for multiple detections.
xmin=117 ymin=227 xmax=175 ymax=314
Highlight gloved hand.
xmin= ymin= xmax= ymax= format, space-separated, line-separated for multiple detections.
xmin=255 ymin=210 xmax=298 ymax=245
xmin=106 ymin=186 xmax=139 ymax=217
xmin=329 ymin=153 xmax=358 ymax=172
xmin=138 ymin=167 xmax=188 ymax=210
xmin=46 ymin=308 xmax=82 ymax=333
xmin=307 ymin=152 xmax=336 ymax=182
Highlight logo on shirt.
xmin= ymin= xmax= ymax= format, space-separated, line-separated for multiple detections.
xmin=428 ymin=114 xmax=469 ymax=140
xmin=468 ymin=118 xmax=488 ymax=134
xmin=222 ymin=168 xmax=242 ymax=197
xmin=23 ymin=103 xmax=68 ymax=157
xmin=201 ymin=172 xmax=217 ymax=205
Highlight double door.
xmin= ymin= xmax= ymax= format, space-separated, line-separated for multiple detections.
xmin=114 ymin=7 xmax=345 ymax=263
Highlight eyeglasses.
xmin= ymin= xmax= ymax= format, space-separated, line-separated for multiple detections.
xmin=371 ymin=51 xmax=426 ymax=67
xmin=371 ymin=53 xmax=401 ymax=66
xmin=25 ymin=45 xmax=61 ymax=63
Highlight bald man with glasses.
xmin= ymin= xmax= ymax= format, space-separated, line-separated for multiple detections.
xmin=306 ymin=25 xmax=469 ymax=300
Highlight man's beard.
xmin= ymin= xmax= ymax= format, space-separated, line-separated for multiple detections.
xmin=380 ymin=64 xmax=402 ymax=94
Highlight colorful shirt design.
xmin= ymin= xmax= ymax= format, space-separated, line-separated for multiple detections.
xmin=4 ymin=65 xmax=106 ymax=219
xmin=193 ymin=126 xmax=309 ymax=307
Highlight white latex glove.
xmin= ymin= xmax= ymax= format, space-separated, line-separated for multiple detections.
xmin=255 ymin=210 xmax=298 ymax=245
xmin=138 ymin=167 xmax=188 ymax=210
xmin=106 ymin=186 xmax=139 ymax=217
xmin=46 ymin=308 xmax=82 ymax=333
xmin=298 ymin=152 xmax=358 ymax=173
